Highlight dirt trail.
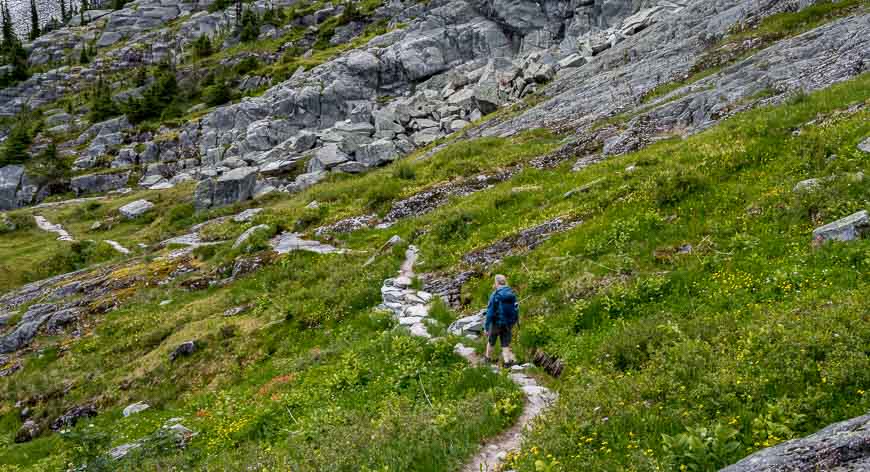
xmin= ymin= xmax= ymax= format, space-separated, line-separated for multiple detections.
xmin=33 ymin=215 xmax=73 ymax=241
xmin=379 ymin=246 xmax=557 ymax=471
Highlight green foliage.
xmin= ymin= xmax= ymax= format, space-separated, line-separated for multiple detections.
xmin=28 ymin=0 xmax=40 ymax=40
xmin=202 ymin=80 xmax=232 ymax=107
xmin=122 ymin=64 xmax=182 ymax=124
xmin=207 ymin=0 xmax=232 ymax=13
xmin=434 ymin=210 xmax=476 ymax=243
xmin=24 ymin=240 xmax=118 ymax=282
xmin=238 ymin=8 xmax=260 ymax=42
xmin=234 ymin=56 xmax=260 ymax=75
xmin=662 ymin=423 xmax=741 ymax=471
xmin=78 ymin=44 xmax=94 ymax=64
xmin=88 ymin=76 xmax=120 ymax=123
xmin=392 ymin=161 xmax=417 ymax=180
xmin=192 ymin=35 xmax=213 ymax=59
xmin=654 ymin=168 xmax=708 ymax=207
xmin=28 ymin=143 xmax=71 ymax=182
xmin=0 ymin=111 xmax=38 ymax=166
xmin=498 ymin=74 xmax=870 ymax=472
xmin=261 ymin=6 xmax=286 ymax=27
xmin=364 ymin=179 xmax=403 ymax=212
xmin=0 ymin=2 xmax=30 ymax=87
xmin=0 ymin=213 xmax=34 ymax=234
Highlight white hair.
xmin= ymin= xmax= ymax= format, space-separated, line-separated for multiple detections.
xmin=494 ymin=274 xmax=508 ymax=286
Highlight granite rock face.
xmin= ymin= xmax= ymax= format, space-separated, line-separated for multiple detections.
xmin=813 ymin=210 xmax=869 ymax=243
xmin=5 ymin=0 xmax=869 ymax=212
xmin=720 ymin=413 xmax=870 ymax=472
xmin=193 ymin=167 xmax=258 ymax=210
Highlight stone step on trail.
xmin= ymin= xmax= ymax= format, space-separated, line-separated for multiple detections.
xmin=269 ymin=232 xmax=344 ymax=255
xmin=378 ymin=241 xmax=557 ymax=471
xmin=33 ymin=215 xmax=74 ymax=241
xmin=104 ymin=240 xmax=131 ymax=255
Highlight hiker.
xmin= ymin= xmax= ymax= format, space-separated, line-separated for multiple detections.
xmin=484 ymin=274 xmax=519 ymax=366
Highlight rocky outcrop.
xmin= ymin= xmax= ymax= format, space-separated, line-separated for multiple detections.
xmin=193 ymin=167 xmax=258 ymax=210
xmin=813 ymin=210 xmax=869 ymax=243
xmin=269 ymin=232 xmax=343 ymax=255
xmin=169 ymin=341 xmax=197 ymax=361
xmin=122 ymin=402 xmax=150 ymax=417
xmin=486 ymin=1 xmax=870 ymax=158
xmin=7 ymin=0 xmax=855 ymax=211
xmin=119 ymin=199 xmax=155 ymax=219
xmin=50 ymin=404 xmax=98 ymax=431
xmin=0 ymin=303 xmax=83 ymax=353
xmin=0 ymin=165 xmax=43 ymax=210
xmin=70 ymin=171 xmax=131 ymax=196
xmin=463 ymin=216 xmax=582 ymax=266
xmin=720 ymin=413 xmax=870 ymax=472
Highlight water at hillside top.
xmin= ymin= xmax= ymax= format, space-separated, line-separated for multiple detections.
xmin=7 ymin=0 xmax=61 ymax=37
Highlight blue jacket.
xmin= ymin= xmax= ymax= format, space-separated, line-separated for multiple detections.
xmin=485 ymin=286 xmax=517 ymax=331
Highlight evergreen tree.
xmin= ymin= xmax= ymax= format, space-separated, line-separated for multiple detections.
xmin=239 ymin=8 xmax=260 ymax=42
xmin=1 ymin=1 xmax=15 ymax=48
xmin=78 ymin=44 xmax=90 ymax=64
xmin=89 ymin=75 xmax=120 ymax=122
xmin=0 ymin=110 xmax=36 ymax=167
xmin=28 ymin=0 xmax=40 ymax=40
xmin=60 ymin=0 xmax=67 ymax=23
xmin=79 ymin=0 xmax=88 ymax=25
xmin=0 ymin=1 xmax=30 ymax=85
xmin=192 ymin=35 xmax=213 ymax=58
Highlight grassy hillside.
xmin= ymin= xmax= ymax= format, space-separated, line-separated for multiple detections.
xmin=0 ymin=71 xmax=868 ymax=472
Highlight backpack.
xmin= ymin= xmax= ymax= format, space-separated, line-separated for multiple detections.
xmin=494 ymin=288 xmax=519 ymax=327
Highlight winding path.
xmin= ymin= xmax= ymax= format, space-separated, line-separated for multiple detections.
xmin=379 ymin=245 xmax=557 ymax=471
xmin=33 ymin=215 xmax=73 ymax=241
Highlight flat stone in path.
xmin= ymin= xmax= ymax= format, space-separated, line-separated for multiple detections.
xmin=269 ymin=232 xmax=343 ymax=255
xmin=34 ymin=216 xmax=73 ymax=241
xmin=104 ymin=240 xmax=130 ymax=255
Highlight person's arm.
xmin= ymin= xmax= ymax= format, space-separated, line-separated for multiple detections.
xmin=484 ymin=292 xmax=495 ymax=333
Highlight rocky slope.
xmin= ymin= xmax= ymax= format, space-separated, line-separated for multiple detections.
xmin=9 ymin=0 xmax=865 ymax=211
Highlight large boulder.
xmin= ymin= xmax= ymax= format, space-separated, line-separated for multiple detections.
xmin=0 ymin=165 xmax=26 ymax=210
xmin=0 ymin=304 xmax=56 ymax=353
xmin=70 ymin=171 xmax=131 ymax=196
xmin=50 ymin=404 xmax=98 ymax=431
xmin=447 ymin=310 xmax=486 ymax=336
xmin=194 ymin=167 xmax=258 ymax=210
xmin=721 ymin=413 xmax=870 ymax=472
xmin=119 ymin=200 xmax=155 ymax=219
xmin=170 ymin=341 xmax=197 ymax=361
xmin=356 ymin=139 xmax=400 ymax=167
xmin=813 ymin=210 xmax=869 ymax=243
xmin=307 ymin=144 xmax=350 ymax=172
xmin=122 ymin=402 xmax=150 ymax=417
xmin=0 ymin=165 xmax=40 ymax=210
